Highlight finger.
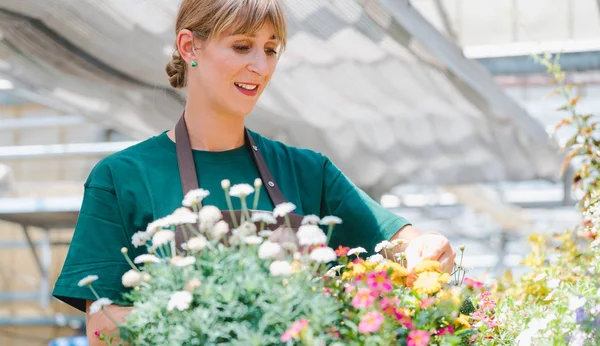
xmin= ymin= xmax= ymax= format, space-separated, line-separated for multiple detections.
xmin=404 ymin=243 xmax=422 ymax=272
xmin=439 ymin=250 xmax=456 ymax=273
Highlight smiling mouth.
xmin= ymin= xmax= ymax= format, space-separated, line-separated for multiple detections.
xmin=234 ymin=82 xmax=258 ymax=90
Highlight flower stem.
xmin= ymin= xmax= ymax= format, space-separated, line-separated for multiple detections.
xmin=326 ymin=224 xmax=334 ymax=245
xmin=241 ymin=197 xmax=250 ymax=222
xmin=285 ymin=215 xmax=292 ymax=230
xmin=224 ymin=188 xmax=238 ymax=228
xmin=253 ymin=187 xmax=261 ymax=210
xmin=122 ymin=251 xmax=140 ymax=272
xmin=89 ymin=285 xmax=101 ymax=300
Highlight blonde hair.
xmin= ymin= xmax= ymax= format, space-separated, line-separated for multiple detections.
xmin=166 ymin=0 xmax=287 ymax=89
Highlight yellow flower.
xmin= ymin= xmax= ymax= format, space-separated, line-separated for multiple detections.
xmin=454 ymin=314 xmax=471 ymax=329
xmin=375 ymin=262 xmax=409 ymax=285
xmin=438 ymin=272 xmax=451 ymax=284
xmin=412 ymin=271 xmax=443 ymax=295
xmin=291 ymin=260 xmax=304 ymax=273
xmin=437 ymin=288 xmax=461 ymax=306
xmin=413 ymin=260 xmax=441 ymax=274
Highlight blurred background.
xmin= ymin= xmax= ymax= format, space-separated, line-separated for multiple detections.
xmin=0 ymin=0 xmax=597 ymax=344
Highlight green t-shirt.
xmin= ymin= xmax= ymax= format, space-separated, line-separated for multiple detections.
xmin=52 ymin=130 xmax=410 ymax=312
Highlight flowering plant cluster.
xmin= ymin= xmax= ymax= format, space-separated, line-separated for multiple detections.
xmin=79 ymin=177 xmax=478 ymax=345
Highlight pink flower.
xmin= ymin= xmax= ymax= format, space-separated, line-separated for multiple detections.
xmin=479 ymin=291 xmax=492 ymax=300
xmin=379 ymin=296 xmax=399 ymax=316
xmin=407 ymin=330 xmax=430 ymax=346
xmin=436 ymin=325 xmax=454 ymax=336
xmin=358 ymin=311 xmax=384 ymax=334
xmin=352 ymin=288 xmax=377 ymax=309
xmin=335 ymin=246 xmax=350 ymax=257
xmin=480 ymin=299 xmax=496 ymax=312
xmin=94 ymin=330 xmax=100 ymax=339
xmin=344 ymin=283 xmax=355 ymax=293
xmin=395 ymin=311 xmax=415 ymax=330
xmin=367 ymin=271 xmax=393 ymax=293
xmin=281 ymin=319 xmax=309 ymax=342
xmin=419 ymin=297 xmax=434 ymax=309
xmin=464 ymin=277 xmax=484 ymax=289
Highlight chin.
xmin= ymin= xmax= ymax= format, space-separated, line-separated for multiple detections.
xmin=229 ymin=104 xmax=256 ymax=118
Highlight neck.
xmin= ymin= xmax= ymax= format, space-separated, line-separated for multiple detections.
xmin=168 ymin=102 xmax=245 ymax=152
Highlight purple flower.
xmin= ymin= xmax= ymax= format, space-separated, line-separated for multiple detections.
xmin=575 ymin=307 xmax=586 ymax=324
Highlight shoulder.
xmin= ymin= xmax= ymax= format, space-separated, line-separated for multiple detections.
xmin=85 ymin=134 xmax=163 ymax=190
xmin=249 ymin=130 xmax=326 ymax=167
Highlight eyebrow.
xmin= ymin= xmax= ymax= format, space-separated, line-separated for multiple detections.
xmin=236 ymin=33 xmax=279 ymax=41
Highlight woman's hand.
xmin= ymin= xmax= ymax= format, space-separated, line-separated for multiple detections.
xmin=404 ymin=233 xmax=456 ymax=273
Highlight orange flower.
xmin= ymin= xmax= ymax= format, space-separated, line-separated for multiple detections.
xmin=412 ymin=272 xmax=443 ymax=295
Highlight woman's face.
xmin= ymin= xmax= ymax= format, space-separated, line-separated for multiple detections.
xmin=185 ymin=20 xmax=281 ymax=118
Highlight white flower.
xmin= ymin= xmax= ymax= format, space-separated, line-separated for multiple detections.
xmin=254 ymin=178 xmax=262 ymax=188
xmin=236 ymin=222 xmax=257 ymax=237
xmin=199 ymin=205 xmax=222 ymax=227
xmin=229 ymin=184 xmax=254 ymax=198
xmin=121 ymin=270 xmax=142 ymax=287
xmin=142 ymin=273 xmax=152 ymax=282
xmin=301 ymin=215 xmax=321 ymax=225
xmin=394 ymin=252 xmax=406 ymax=261
xmin=251 ymin=212 xmax=277 ymax=224
xmin=269 ymin=261 xmax=292 ymax=277
xmin=221 ymin=179 xmax=230 ymax=189
xmin=77 ymin=275 xmax=98 ymax=287
xmin=375 ymin=240 xmax=393 ymax=253
xmin=347 ymin=247 xmax=367 ymax=256
xmin=134 ymin=254 xmax=161 ymax=264
xmin=310 ymin=247 xmax=337 ymax=263
xmin=297 ymin=225 xmax=327 ymax=246
xmin=547 ymin=278 xmax=560 ymax=289
xmin=534 ymin=273 xmax=547 ymax=282
xmin=89 ymin=298 xmax=113 ymax=315
xmin=258 ymin=241 xmax=283 ymax=259
xmin=185 ymin=278 xmax=202 ymax=292
xmin=568 ymin=296 xmax=586 ymax=311
xmin=167 ymin=291 xmax=193 ymax=312
xmin=273 ymin=202 xmax=296 ymax=218
xmin=168 ymin=207 xmax=199 ymax=226
xmin=569 ymin=331 xmax=588 ymax=346
xmin=182 ymin=188 xmax=210 ymax=207
xmin=172 ymin=256 xmax=196 ymax=267
xmin=145 ymin=217 xmax=171 ymax=236
xmin=151 ymin=230 xmax=175 ymax=249
xmin=391 ymin=239 xmax=405 ymax=246
xmin=367 ymin=254 xmax=386 ymax=263
xmin=131 ymin=231 xmax=149 ymax=248
xmin=185 ymin=235 xmax=209 ymax=252
xmin=244 ymin=236 xmax=263 ymax=245
xmin=211 ymin=221 xmax=229 ymax=239
xmin=320 ymin=216 xmax=342 ymax=225
xmin=258 ymin=230 xmax=273 ymax=237
xmin=324 ymin=265 xmax=345 ymax=277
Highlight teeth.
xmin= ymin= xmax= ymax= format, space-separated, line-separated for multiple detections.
xmin=235 ymin=83 xmax=257 ymax=90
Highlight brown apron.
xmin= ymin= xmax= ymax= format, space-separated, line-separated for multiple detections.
xmin=173 ymin=114 xmax=303 ymax=249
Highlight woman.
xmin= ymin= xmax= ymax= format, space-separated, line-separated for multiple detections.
xmin=53 ymin=0 xmax=455 ymax=343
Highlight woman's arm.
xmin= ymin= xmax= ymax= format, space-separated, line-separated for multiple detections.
xmin=86 ymin=300 xmax=133 ymax=346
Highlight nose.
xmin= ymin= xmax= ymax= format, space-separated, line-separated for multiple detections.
xmin=247 ymin=50 xmax=269 ymax=76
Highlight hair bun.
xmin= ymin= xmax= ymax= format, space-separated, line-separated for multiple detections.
xmin=166 ymin=50 xmax=187 ymax=88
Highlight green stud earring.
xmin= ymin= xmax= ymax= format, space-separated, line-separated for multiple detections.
xmin=190 ymin=61 xmax=197 ymax=67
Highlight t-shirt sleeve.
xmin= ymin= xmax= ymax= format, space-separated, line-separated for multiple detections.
xmin=52 ymin=161 xmax=133 ymax=312
xmin=320 ymin=156 xmax=411 ymax=254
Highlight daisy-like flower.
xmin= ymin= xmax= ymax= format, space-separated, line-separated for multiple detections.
xmin=273 ymin=202 xmax=296 ymax=218
xmin=281 ymin=319 xmax=309 ymax=342
xmin=269 ymin=260 xmax=292 ymax=277
xmin=309 ymin=247 xmax=337 ymax=263
xmin=258 ymin=241 xmax=282 ymax=259
xmin=145 ymin=217 xmax=171 ymax=236
xmin=167 ymin=291 xmax=193 ymax=312
xmin=324 ymin=265 xmax=345 ymax=278
xmin=335 ymin=246 xmax=350 ymax=257
xmin=199 ymin=206 xmax=222 ymax=227
xmin=391 ymin=238 xmax=406 ymax=247
xmin=351 ymin=288 xmax=377 ymax=309
xmin=254 ymin=178 xmax=262 ymax=188
xmin=251 ymin=212 xmax=277 ymax=225
xmin=168 ymin=207 xmax=199 ymax=226
xmin=297 ymin=225 xmax=327 ymax=246
xmin=134 ymin=254 xmax=161 ymax=264
xmin=78 ymin=275 xmax=99 ymax=287
xmin=244 ymin=236 xmax=264 ymax=245
xmin=348 ymin=247 xmax=367 ymax=256
xmin=258 ymin=230 xmax=273 ymax=237
xmin=301 ymin=214 xmax=320 ymax=225
xmin=89 ymin=298 xmax=113 ymax=315
xmin=374 ymin=240 xmax=393 ymax=253
xmin=358 ymin=311 xmax=384 ymax=334
xmin=229 ymin=184 xmax=254 ymax=198
xmin=121 ymin=270 xmax=142 ymax=287
xmin=367 ymin=254 xmax=386 ymax=263
xmin=182 ymin=188 xmax=210 ymax=207
xmin=454 ymin=314 xmax=471 ymax=329
xmin=320 ymin=215 xmax=342 ymax=225
xmin=185 ymin=235 xmax=208 ymax=252
xmin=367 ymin=271 xmax=393 ymax=293
xmin=211 ymin=220 xmax=229 ymax=239
xmin=413 ymin=260 xmax=441 ymax=274
xmin=172 ymin=256 xmax=196 ymax=267
xmin=407 ymin=330 xmax=430 ymax=346
xmin=151 ymin=230 xmax=175 ymax=249
xmin=131 ymin=231 xmax=149 ymax=248
xmin=413 ymin=271 xmax=445 ymax=295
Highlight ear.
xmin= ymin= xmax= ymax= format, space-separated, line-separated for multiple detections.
xmin=176 ymin=29 xmax=196 ymax=64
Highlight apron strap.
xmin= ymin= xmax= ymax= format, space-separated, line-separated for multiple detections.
xmin=175 ymin=113 xmax=287 ymax=207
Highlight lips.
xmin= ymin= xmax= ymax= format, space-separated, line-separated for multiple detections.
xmin=234 ymin=82 xmax=259 ymax=96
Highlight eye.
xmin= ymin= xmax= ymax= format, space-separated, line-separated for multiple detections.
xmin=266 ymin=48 xmax=278 ymax=56
xmin=234 ymin=45 xmax=250 ymax=53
